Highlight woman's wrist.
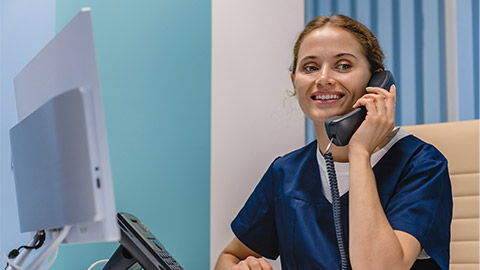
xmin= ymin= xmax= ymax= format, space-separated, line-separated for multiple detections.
xmin=348 ymin=146 xmax=371 ymax=163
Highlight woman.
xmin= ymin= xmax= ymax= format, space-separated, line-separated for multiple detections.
xmin=215 ymin=15 xmax=452 ymax=270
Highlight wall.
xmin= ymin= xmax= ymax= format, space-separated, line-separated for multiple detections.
xmin=0 ymin=0 xmax=55 ymax=260
xmin=53 ymin=1 xmax=211 ymax=269
xmin=210 ymin=0 xmax=305 ymax=268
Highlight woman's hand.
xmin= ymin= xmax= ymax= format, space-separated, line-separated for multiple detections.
xmin=349 ymin=84 xmax=396 ymax=156
xmin=232 ymin=256 xmax=273 ymax=270
xmin=215 ymin=237 xmax=273 ymax=270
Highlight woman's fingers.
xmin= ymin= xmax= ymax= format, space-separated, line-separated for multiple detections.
xmin=349 ymin=85 xmax=397 ymax=152
xmin=232 ymin=256 xmax=273 ymax=270
xmin=258 ymin=258 xmax=273 ymax=270
xmin=354 ymin=86 xmax=396 ymax=118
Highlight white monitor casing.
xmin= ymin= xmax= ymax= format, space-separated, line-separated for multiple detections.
xmin=11 ymin=8 xmax=119 ymax=244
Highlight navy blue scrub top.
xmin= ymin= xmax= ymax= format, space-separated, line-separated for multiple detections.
xmin=231 ymin=135 xmax=453 ymax=270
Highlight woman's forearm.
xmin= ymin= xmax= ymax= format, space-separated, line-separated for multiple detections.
xmin=214 ymin=252 xmax=240 ymax=270
xmin=348 ymin=149 xmax=413 ymax=270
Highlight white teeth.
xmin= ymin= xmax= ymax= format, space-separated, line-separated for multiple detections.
xmin=313 ymin=94 xmax=341 ymax=100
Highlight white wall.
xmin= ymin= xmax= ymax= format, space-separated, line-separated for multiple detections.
xmin=0 ymin=0 xmax=55 ymax=256
xmin=211 ymin=1 xmax=305 ymax=268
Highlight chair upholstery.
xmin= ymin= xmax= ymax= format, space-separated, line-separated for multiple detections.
xmin=403 ymin=120 xmax=479 ymax=270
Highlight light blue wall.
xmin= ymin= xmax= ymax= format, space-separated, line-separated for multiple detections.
xmin=0 ymin=0 xmax=56 ymax=261
xmin=304 ymin=0 xmax=479 ymax=143
xmin=52 ymin=1 xmax=211 ymax=269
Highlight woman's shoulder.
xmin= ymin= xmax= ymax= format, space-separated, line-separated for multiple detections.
xmin=374 ymin=129 xmax=449 ymax=179
xmin=273 ymin=140 xmax=318 ymax=167
xmin=393 ymin=132 xmax=448 ymax=163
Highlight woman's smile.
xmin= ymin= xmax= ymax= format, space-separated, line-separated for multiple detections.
xmin=310 ymin=90 xmax=345 ymax=105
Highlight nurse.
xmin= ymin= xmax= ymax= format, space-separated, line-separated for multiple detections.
xmin=215 ymin=14 xmax=452 ymax=270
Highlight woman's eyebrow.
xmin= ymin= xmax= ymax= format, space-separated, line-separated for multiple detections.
xmin=299 ymin=53 xmax=357 ymax=63
xmin=299 ymin=55 xmax=318 ymax=62
xmin=334 ymin=53 xmax=357 ymax=59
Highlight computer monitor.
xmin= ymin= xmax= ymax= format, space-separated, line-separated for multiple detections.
xmin=9 ymin=8 xmax=119 ymax=244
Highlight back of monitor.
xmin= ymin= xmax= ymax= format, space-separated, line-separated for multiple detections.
xmin=10 ymin=88 xmax=100 ymax=232
xmin=11 ymin=8 xmax=119 ymax=244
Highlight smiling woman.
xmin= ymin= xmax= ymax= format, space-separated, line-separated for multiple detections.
xmin=292 ymin=26 xmax=372 ymax=127
xmin=215 ymin=14 xmax=452 ymax=270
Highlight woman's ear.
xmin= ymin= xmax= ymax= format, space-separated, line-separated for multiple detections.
xmin=290 ymin=72 xmax=297 ymax=96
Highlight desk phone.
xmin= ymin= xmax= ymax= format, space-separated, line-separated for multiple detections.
xmin=103 ymin=212 xmax=183 ymax=270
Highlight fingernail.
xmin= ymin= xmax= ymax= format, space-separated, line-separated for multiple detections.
xmin=366 ymin=86 xmax=373 ymax=90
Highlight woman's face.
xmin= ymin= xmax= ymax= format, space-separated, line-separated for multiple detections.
xmin=291 ymin=26 xmax=372 ymax=125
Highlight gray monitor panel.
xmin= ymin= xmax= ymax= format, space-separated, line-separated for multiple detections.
xmin=11 ymin=8 xmax=119 ymax=244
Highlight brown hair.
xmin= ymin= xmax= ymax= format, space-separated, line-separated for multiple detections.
xmin=290 ymin=14 xmax=385 ymax=74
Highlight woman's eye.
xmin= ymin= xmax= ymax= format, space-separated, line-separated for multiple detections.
xmin=337 ymin=64 xmax=351 ymax=70
xmin=304 ymin=66 xmax=319 ymax=72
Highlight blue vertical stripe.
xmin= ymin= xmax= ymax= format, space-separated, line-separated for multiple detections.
xmin=377 ymin=0 xmax=394 ymax=69
xmin=438 ymin=0 xmax=447 ymax=122
xmin=350 ymin=0 xmax=357 ymax=19
xmin=356 ymin=0 xmax=372 ymax=30
xmin=304 ymin=0 xmax=316 ymax=144
xmin=305 ymin=0 xmax=317 ymax=23
xmin=423 ymin=0 xmax=444 ymax=124
xmin=338 ymin=0 xmax=352 ymax=16
xmin=399 ymin=0 xmax=416 ymax=125
xmin=331 ymin=0 xmax=338 ymax=14
xmin=306 ymin=118 xmax=316 ymax=144
xmin=414 ymin=0 xmax=424 ymax=124
xmin=321 ymin=0 xmax=333 ymax=16
xmin=392 ymin=0 xmax=401 ymax=125
xmin=473 ymin=0 xmax=479 ymax=119
xmin=370 ymin=0 xmax=378 ymax=35
xmin=456 ymin=0 xmax=476 ymax=121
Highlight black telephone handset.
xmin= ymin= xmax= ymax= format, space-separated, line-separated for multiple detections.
xmin=325 ymin=70 xmax=396 ymax=146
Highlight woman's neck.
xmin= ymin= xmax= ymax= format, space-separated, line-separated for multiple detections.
xmin=315 ymin=123 xmax=350 ymax=162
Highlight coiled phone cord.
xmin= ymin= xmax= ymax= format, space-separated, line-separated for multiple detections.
xmin=324 ymin=138 xmax=351 ymax=270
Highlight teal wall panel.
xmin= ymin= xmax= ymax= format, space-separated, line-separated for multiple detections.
xmin=54 ymin=1 xmax=211 ymax=269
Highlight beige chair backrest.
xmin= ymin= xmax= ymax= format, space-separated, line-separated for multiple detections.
xmin=403 ymin=120 xmax=479 ymax=270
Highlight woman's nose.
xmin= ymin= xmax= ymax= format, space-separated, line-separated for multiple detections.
xmin=315 ymin=68 xmax=335 ymax=87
